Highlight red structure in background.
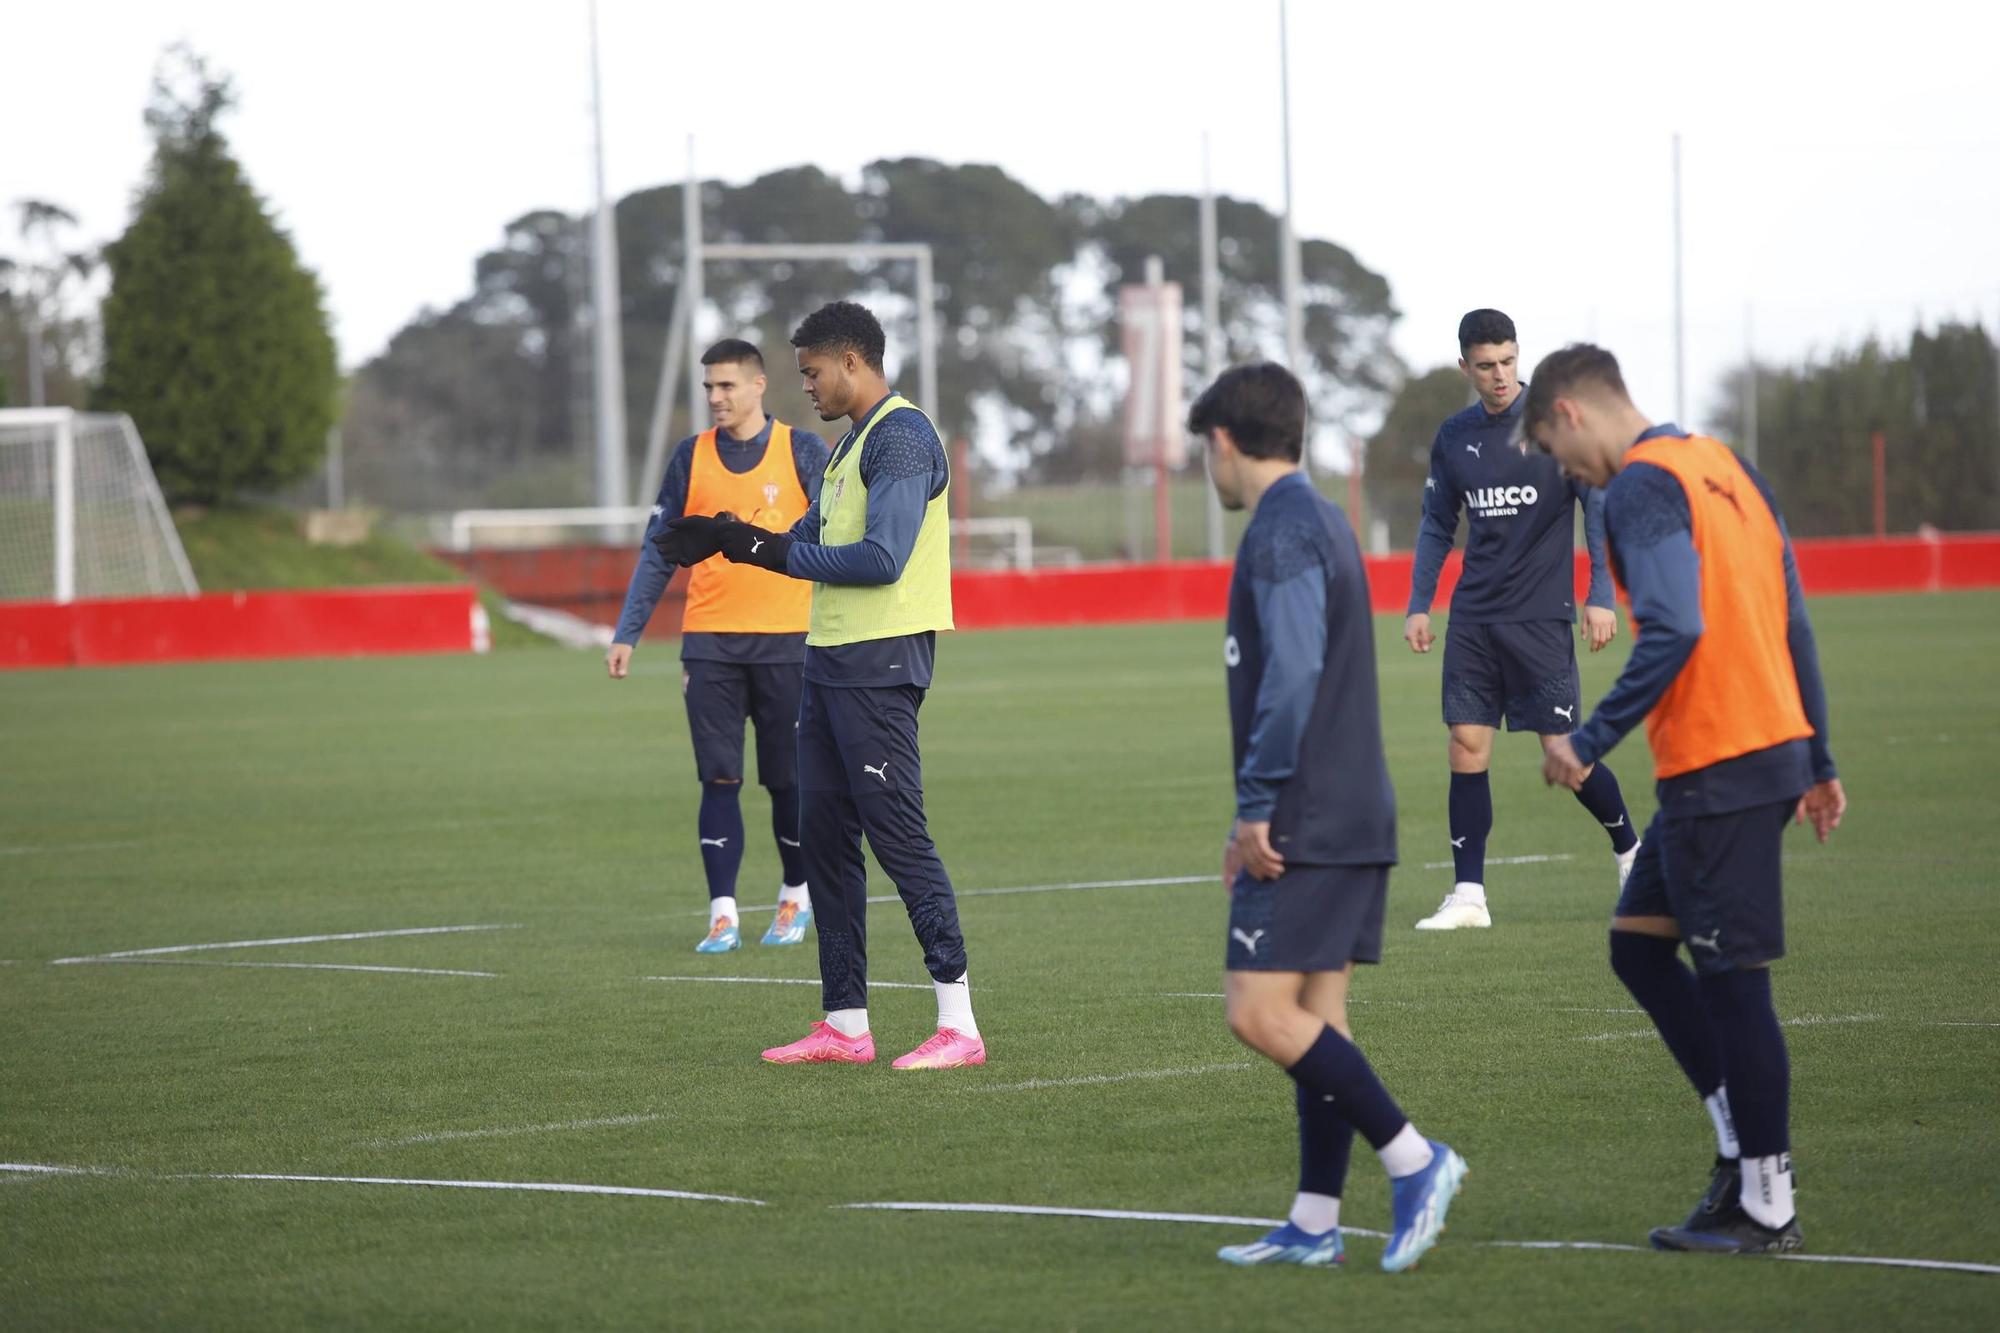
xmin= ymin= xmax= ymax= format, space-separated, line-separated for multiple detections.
xmin=440 ymin=532 xmax=2000 ymax=639
xmin=0 ymin=586 xmax=485 ymax=670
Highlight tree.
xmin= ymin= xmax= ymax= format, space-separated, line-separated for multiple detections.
xmin=0 ymin=200 xmax=98 ymax=409
xmin=1364 ymin=366 xmax=1470 ymax=549
xmin=98 ymin=47 xmax=338 ymax=505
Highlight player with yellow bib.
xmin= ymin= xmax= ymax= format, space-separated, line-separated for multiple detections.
xmin=658 ymin=302 xmax=983 ymax=1071
xmin=609 ymin=339 xmax=829 ymax=954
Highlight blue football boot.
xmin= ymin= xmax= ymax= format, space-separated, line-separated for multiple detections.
xmin=760 ymin=899 xmax=812 ymax=946
xmin=694 ymin=917 xmax=740 ymax=954
xmin=1217 ymin=1222 xmax=1345 ymax=1268
xmin=1381 ymin=1141 xmax=1468 ymax=1273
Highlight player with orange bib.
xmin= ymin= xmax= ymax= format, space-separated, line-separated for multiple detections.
xmin=609 ymin=339 xmax=830 ymax=953
xmin=1526 ymin=344 xmax=1846 ymax=1256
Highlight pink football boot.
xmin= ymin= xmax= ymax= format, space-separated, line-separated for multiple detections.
xmin=761 ymin=1021 xmax=876 ymax=1065
xmin=891 ymin=1027 xmax=987 ymax=1070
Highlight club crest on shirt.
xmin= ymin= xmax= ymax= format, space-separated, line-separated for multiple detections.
xmin=764 ymin=482 xmax=781 ymax=507
xmin=832 ymin=476 xmax=846 ymax=504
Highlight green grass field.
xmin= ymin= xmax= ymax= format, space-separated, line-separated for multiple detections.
xmin=4 ymin=593 xmax=1997 ymax=1329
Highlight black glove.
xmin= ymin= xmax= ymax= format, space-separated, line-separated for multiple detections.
xmin=717 ymin=522 xmax=793 ymax=573
xmin=653 ymin=513 xmax=731 ymax=566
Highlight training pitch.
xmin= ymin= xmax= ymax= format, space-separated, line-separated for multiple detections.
xmin=3 ymin=591 xmax=1997 ymax=1329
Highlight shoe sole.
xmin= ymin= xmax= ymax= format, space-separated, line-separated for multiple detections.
xmin=1383 ymin=1152 xmax=1468 ymax=1273
xmin=762 ymin=1051 xmax=875 ymax=1065
xmin=892 ymin=1050 xmax=988 ymax=1070
xmin=1414 ymin=920 xmax=1491 ymax=931
xmin=1648 ymin=1226 xmax=1802 ymax=1255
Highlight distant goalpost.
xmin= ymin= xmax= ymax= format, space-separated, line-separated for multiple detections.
xmin=0 ymin=408 xmax=198 ymax=603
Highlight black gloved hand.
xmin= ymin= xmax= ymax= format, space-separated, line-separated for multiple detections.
xmin=653 ymin=513 xmax=731 ymax=566
xmin=717 ymin=522 xmax=793 ymax=573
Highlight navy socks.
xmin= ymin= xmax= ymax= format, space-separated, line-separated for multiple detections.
xmin=768 ymin=786 xmax=806 ymax=885
xmin=1285 ymin=1025 xmax=1409 ymax=1151
xmin=698 ymin=782 xmax=745 ymax=901
xmin=1609 ymin=930 xmax=1722 ymax=1098
xmin=1447 ymin=771 xmax=1491 ymax=884
xmin=1296 ymin=1082 xmax=1356 ymax=1200
xmin=1700 ymin=967 xmax=1791 ymax=1158
xmin=1575 ymin=762 xmax=1639 ymax=853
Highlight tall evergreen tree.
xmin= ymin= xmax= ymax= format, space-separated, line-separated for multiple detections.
xmin=98 ymin=47 xmax=337 ymax=504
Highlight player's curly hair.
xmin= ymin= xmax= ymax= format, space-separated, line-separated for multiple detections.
xmin=1520 ymin=343 xmax=1629 ymax=438
xmin=1187 ymin=362 xmax=1305 ymax=461
xmin=790 ymin=301 xmax=886 ymax=373
xmin=1458 ymin=308 xmax=1517 ymax=355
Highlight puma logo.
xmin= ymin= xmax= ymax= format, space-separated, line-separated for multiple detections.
xmin=1688 ymin=931 xmax=1721 ymax=953
xmin=1450 ymin=836 xmax=1466 ymax=849
xmin=699 ymin=837 xmax=729 ymax=849
xmin=1231 ymin=927 xmax=1266 ymax=957
xmin=863 ymin=762 xmax=890 ymax=783
xmin=1465 ymin=441 xmax=1484 ymax=458
xmin=779 ymin=836 xmax=801 ymax=848
xmin=750 ymin=537 xmax=765 ymax=554
xmin=1603 ymin=815 xmax=1626 ymax=830
xmin=1703 ymin=476 xmax=1746 ymax=520
xmin=1554 ymin=705 xmax=1575 ymax=723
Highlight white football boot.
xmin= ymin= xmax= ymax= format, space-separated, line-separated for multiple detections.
xmin=1415 ymin=884 xmax=1492 ymax=930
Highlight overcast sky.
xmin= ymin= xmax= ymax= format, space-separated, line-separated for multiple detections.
xmin=9 ymin=0 xmax=1997 ymax=438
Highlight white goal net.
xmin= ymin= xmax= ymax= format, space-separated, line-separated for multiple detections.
xmin=0 ymin=409 xmax=199 ymax=602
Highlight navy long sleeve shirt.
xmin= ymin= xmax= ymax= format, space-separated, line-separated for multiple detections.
xmin=1407 ymin=393 xmax=1613 ymax=623
xmin=782 ymin=393 xmax=952 ymax=689
xmin=612 ymin=418 xmax=829 ymax=662
xmin=1571 ymin=425 xmax=1836 ymax=816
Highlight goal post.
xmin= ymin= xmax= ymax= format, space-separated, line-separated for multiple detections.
xmin=0 ymin=408 xmax=199 ymax=603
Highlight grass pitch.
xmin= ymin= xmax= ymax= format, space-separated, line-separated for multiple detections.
xmin=3 ymin=592 xmax=1997 ymax=1329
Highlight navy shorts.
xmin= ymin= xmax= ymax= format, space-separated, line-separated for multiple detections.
xmin=1226 ymin=864 xmax=1390 ymax=973
xmin=1441 ymin=619 xmax=1581 ymax=733
xmin=681 ymin=659 xmax=802 ymax=788
xmin=1615 ymin=801 xmax=1792 ymax=975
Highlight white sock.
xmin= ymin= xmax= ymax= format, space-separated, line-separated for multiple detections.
xmin=935 ymin=972 xmax=979 ymax=1037
xmin=709 ymin=895 xmax=737 ymax=925
xmin=825 ymin=1008 xmax=869 ymax=1038
xmin=1377 ymin=1123 xmax=1435 ymax=1178
xmin=778 ymin=883 xmax=810 ymax=907
xmin=1452 ymin=881 xmax=1486 ymax=906
xmin=1288 ymin=1191 xmax=1340 ymax=1234
xmin=1705 ymin=1086 xmax=1740 ymax=1159
xmin=1739 ymin=1152 xmax=1795 ymax=1228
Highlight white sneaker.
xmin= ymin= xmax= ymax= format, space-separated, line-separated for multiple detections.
xmin=1617 ymin=840 xmax=1642 ymax=890
xmin=1416 ymin=888 xmax=1492 ymax=930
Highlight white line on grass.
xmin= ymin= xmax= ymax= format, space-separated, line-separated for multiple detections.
xmin=642 ymin=975 xmax=933 ymax=990
xmin=0 ymin=1162 xmax=760 ymax=1205
xmin=834 ymin=1200 xmax=2000 ymax=1276
xmin=90 ymin=959 xmax=498 ymax=979
xmin=365 ymin=1114 xmax=667 ymax=1149
xmin=1583 ymin=1013 xmax=1884 ymax=1042
xmin=52 ymin=923 xmax=520 ymax=965
xmin=1419 ymin=852 xmax=1576 ymax=871
xmin=702 ymin=875 xmax=1211 ymax=919
xmin=969 ymin=1063 xmax=1254 ymax=1093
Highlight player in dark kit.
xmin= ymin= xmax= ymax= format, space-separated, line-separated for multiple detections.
xmin=1194 ymin=363 xmax=1466 ymax=1274
xmin=609 ymin=338 xmax=829 ymax=953
xmin=1526 ymin=344 xmax=1846 ymax=1254
xmin=1404 ymin=309 xmax=1639 ymax=930
xmin=656 ymin=301 xmax=982 ymax=1071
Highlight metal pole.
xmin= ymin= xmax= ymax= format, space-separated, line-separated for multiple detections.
xmin=1743 ymin=303 xmax=1759 ymax=466
xmin=915 ymin=247 xmax=939 ymax=428
xmin=683 ymin=137 xmax=705 ymax=437
xmin=588 ymin=0 xmax=628 ymax=532
xmin=52 ymin=409 xmax=74 ymax=603
xmin=1200 ymin=133 xmax=1225 ymax=560
xmin=636 ymin=282 xmax=689 ymax=506
xmin=1145 ymin=256 xmax=1172 ymax=562
xmin=1672 ymin=131 xmax=1685 ymax=426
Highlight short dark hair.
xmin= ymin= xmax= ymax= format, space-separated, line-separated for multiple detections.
xmin=789 ymin=301 xmax=885 ymax=373
xmin=1187 ymin=362 xmax=1306 ymax=462
xmin=701 ymin=338 xmax=763 ymax=370
xmin=1458 ymin=308 xmax=1517 ymax=356
xmin=1520 ymin=343 xmax=1630 ymax=437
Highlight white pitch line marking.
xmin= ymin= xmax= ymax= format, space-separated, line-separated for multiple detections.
xmin=1929 ymin=1021 xmax=2000 ymax=1028
xmin=700 ymin=875 xmax=1211 ymax=919
xmin=0 ymin=1162 xmax=760 ymax=1205
xmin=367 ymin=1114 xmax=667 ymax=1148
xmin=643 ymin=975 xmax=932 ymax=991
xmin=836 ymin=1201 xmax=2000 ymax=1275
xmin=1420 ymin=853 xmax=1575 ymax=871
xmin=52 ymin=923 xmax=520 ymax=965
xmin=1584 ymin=1013 xmax=1883 ymax=1042
xmin=90 ymin=959 xmax=498 ymax=979
xmin=970 ymin=1063 xmax=1254 ymax=1093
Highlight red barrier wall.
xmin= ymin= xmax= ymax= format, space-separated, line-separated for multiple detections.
xmin=0 ymin=586 xmax=486 ymax=670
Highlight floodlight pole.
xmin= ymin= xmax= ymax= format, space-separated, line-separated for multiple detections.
xmin=1672 ymin=131 xmax=1685 ymax=427
xmin=683 ymin=137 xmax=706 ymax=439
xmin=1278 ymin=0 xmax=1308 ymax=476
xmin=587 ymin=0 xmax=628 ymax=534
xmin=1200 ymin=133 xmax=1225 ymax=560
